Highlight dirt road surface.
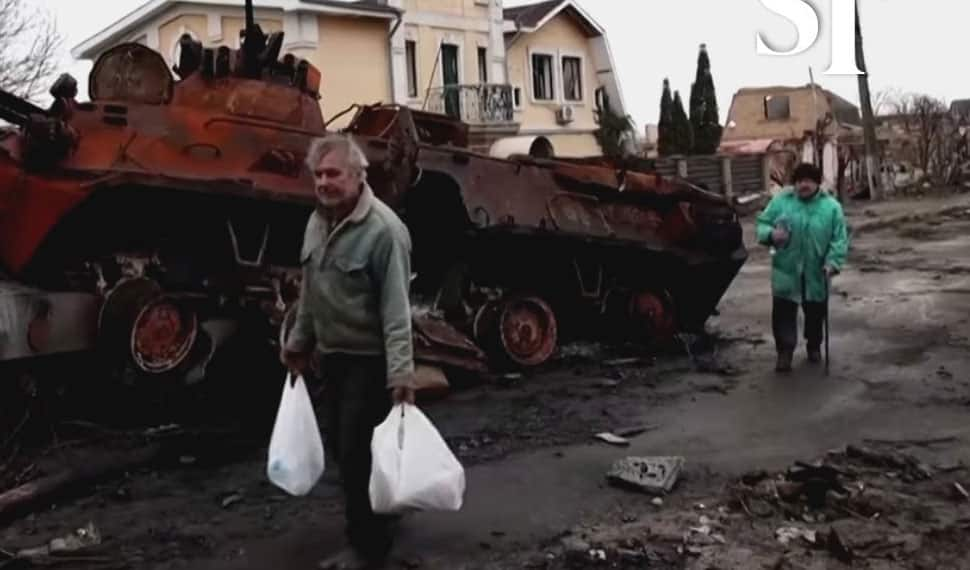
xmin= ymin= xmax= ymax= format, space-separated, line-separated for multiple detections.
xmin=2 ymin=196 xmax=970 ymax=569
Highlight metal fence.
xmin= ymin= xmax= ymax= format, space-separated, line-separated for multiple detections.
xmin=425 ymin=84 xmax=515 ymax=125
xmin=654 ymin=153 xmax=772 ymax=198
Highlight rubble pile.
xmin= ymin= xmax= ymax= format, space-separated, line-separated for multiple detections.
xmin=529 ymin=443 xmax=969 ymax=570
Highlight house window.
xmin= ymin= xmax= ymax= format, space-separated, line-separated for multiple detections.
xmin=764 ymin=95 xmax=791 ymax=120
xmin=478 ymin=47 xmax=488 ymax=84
xmin=405 ymin=40 xmax=418 ymax=98
xmin=562 ymin=56 xmax=583 ymax=102
xmin=531 ymin=53 xmax=555 ymax=101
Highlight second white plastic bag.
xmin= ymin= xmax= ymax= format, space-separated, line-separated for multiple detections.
xmin=369 ymin=403 xmax=465 ymax=514
xmin=266 ymin=373 xmax=325 ymax=496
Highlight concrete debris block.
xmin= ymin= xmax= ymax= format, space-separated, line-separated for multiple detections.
xmin=560 ymin=536 xmax=590 ymax=554
xmin=606 ymin=456 xmax=685 ymax=495
xmin=17 ymin=522 xmax=102 ymax=559
xmin=888 ymin=533 xmax=923 ymax=554
xmin=588 ymin=549 xmax=607 ymax=561
xmin=775 ymin=526 xmax=816 ymax=546
xmin=685 ymin=530 xmax=717 ymax=547
xmin=685 ymin=515 xmax=725 ymax=547
xmin=594 ymin=432 xmax=630 ymax=447
xmin=826 ymin=528 xmax=853 ymax=563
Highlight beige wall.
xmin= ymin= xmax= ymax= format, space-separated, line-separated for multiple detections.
xmin=158 ymin=14 xmax=208 ymax=62
xmin=405 ymin=24 xmax=490 ymax=102
xmin=314 ymin=16 xmax=392 ymax=127
xmin=156 ymin=12 xmax=283 ymax=63
xmin=723 ymin=89 xmax=831 ymax=142
xmin=404 ymin=0 xmax=489 ymax=19
xmin=506 ymin=13 xmax=599 ymax=135
xmin=221 ymin=16 xmax=283 ymax=49
xmin=149 ymin=10 xmax=391 ymax=129
xmin=546 ymin=133 xmax=601 ymax=157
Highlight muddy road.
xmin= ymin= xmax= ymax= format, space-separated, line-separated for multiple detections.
xmin=2 ymin=197 xmax=970 ymax=569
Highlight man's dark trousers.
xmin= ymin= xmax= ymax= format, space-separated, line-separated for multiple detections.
xmin=772 ymin=296 xmax=826 ymax=354
xmin=321 ymin=353 xmax=394 ymax=562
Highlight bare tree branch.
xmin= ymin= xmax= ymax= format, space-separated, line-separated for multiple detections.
xmin=0 ymin=0 xmax=62 ymax=102
xmin=886 ymin=92 xmax=970 ymax=186
xmin=873 ymin=87 xmax=904 ymax=116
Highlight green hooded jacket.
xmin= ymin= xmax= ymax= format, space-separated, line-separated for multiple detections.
xmin=756 ymin=188 xmax=849 ymax=303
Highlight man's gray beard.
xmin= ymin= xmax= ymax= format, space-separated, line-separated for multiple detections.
xmin=316 ymin=194 xmax=345 ymax=208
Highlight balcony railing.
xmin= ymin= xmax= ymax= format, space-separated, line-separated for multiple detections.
xmin=425 ymin=84 xmax=515 ymax=125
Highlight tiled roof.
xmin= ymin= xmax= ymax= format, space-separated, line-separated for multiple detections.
xmin=504 ymin=0 xmax=562 ymax=27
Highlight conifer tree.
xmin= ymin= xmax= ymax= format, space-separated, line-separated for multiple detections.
xmin=671 ymin=90 xmax=694 ymax=155
xmin=658 ymin=78 xmax=675 ymax=156
xmin=688 ymin=44 xmax=723 ymax=154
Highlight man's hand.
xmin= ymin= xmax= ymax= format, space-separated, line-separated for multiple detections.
xmin=280 ymin=348 xmax=311 ymax=378
xmin=771 ymin=226 xmax=790 ymax=247
xmin=391 ymin=386 xmax=415 ymax=405
xmin=823 ymin=265 xmax=838 ymax=278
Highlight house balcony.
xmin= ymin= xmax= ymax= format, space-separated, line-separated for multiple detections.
xmin=425 ymin=84 xmax=516 ymax=126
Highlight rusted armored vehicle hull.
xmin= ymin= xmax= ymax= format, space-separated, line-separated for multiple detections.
xmin=346 ymin=105 xmax=745 ymax=364
xmin=0 ymin=1 xmax=745 ymax=391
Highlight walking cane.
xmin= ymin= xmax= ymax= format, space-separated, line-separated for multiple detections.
xmin=824 ymin=272 xmax=831 ymax=376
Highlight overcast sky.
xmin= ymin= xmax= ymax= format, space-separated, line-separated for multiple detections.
xmin=28 ymin=0 xmax=968 ymax=131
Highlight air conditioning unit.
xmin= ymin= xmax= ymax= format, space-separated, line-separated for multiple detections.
xmin=555 ymin=104 xmax=575 ymax=125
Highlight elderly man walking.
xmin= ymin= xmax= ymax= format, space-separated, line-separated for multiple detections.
xmin=756 ymin=163 xmax=849 ymax=373
xmin=282 ymin=133 xmax=416 ymax=569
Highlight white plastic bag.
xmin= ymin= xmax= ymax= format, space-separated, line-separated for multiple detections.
xmin=266 ymin=373 xmax=325 ymax=496
xmin=369 ymin=403 xmax=465 ymax=514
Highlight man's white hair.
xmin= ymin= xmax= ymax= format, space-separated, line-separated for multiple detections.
xmin=305 ymin=133 xmax=370 ymax=174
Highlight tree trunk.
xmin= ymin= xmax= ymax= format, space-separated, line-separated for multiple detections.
xmin=0 ymin=445 xmax=161 ymax=522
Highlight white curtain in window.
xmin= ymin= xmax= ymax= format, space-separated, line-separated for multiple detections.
xmin=562 ymin=57 xmax=581 ymax=101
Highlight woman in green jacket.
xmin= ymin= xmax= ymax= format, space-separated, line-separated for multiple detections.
xmin=756 ymin=163 xmax=849 ymax=372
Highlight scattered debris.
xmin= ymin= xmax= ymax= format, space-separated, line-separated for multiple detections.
xmin=221 ymin=492 xmax=244 ymax=509
xmin=862 ymin=435 xmax=958 ymax=448
xmin=826 ymin=527 xmax=853 ymax=563
xmin=603 ymin=358 xmax=642 ymax=368
xmin=651 ymin=497 xmax=664 ymax=507
xmin=594 ymin=433 xmax=630 ymax=447
xmin=559 ymin=536 xmax=590 ymax=554
xmin=936 ymin=461 xmax=966 ymax=473
xmin=606 ymin=456 xmax=684 ymax=495
xmin=495 ymin=373 xmax=524 ymax=387
xmin=143 ymin=424 xmax=181 ymax=437
xmin=612 ymin=425 xmax=658 ymax=439
xmin=15 ymin=521 xmax=103 ymax=560
xmin=775 ymin=526 xmax=817 ymax=546
xmin=954 ymin=482 xmax=969 ymax=501
xmin=845 ymin=444 xmax=933 ymax=481
xmin=0 ymin=445 xmax=162 ymax=521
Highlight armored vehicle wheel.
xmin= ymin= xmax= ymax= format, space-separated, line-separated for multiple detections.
xmin=474 ymin=295 xmax=558 ymax=368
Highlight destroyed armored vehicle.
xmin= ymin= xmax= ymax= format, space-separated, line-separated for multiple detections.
xmin=0 ymin=0 xmax=746 ymax=392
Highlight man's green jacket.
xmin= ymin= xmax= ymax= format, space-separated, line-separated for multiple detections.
xmin=756 ymin=188 xmax=849 ymax=303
